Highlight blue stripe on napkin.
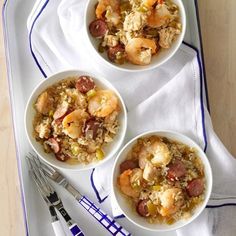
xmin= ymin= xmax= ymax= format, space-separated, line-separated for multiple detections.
xmin=183 ymin=41 xmax=208 ymax=152
xmin=207 ymin=203 xmax=236 ymax=208
xmin=90 ymin=168 xmax=108 ymax=203
xmin=29 ymin=0 xmax=49 ymax=78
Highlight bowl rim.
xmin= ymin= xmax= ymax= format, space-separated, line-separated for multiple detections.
xmin=111 ymin=129 xmax=213 ymax=232
xmin=24 ymin=69 xmax=128 ymax=171
xmin=84 ymin=0 xmax=187 ymax=73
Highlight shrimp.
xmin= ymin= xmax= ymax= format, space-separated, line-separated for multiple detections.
xmin=35 ymin=91 xmax=54 ymax=115
xmin=143 ymin=162 xmax=157 ymax=182
xmin=150 ymin=140 xmax=171 ymax=167
xmin=159 ymin=188 xmax=184 ymax=216
xmin=138 ymin=140 xmax=171 ymax=168
xmin=125 ymin=38 xmax=157 ymax=65
xmin=139 ymin=147 xmax=151 ymax=169
xmin=130 ymin=168 xmax=143 ymax=187
xmin=96 ymin=0 xmax=120 ymax=25
xmin=118 ymin=169 xmax=141 ymax=198
xmin=142 ymin=0 xmax=163 ymax=9
xmin=62 ymin=109 xmax=89 ymax=139
xmin=88 ymin=90 xmax=118 ymax=117
xmin=147 ymin=4 xmax=172 ymax=28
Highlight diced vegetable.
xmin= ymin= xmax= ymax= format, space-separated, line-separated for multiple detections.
xmin=48 ymin=110 xmax=54 ymax=117
xmin=152 ymin=185 xmax=161 ymax=191
xmin=71 ymin=143 xmax=80 ymax=156
xmin=131 ymin=180 xmax=141 ymax=189
xmin=98 ymin=43 xmax=106 ymax=53
xmin=138 ymin=5 xmax=148 ymax=13
xmin=96 ymin=148 xmax=104 ymax=160
xmin=86 ymin=89 xmax=96 ymax=98
xmin=166 ymin=217 xmax=175 ymax=225
xmin=147 ymin=201 xmax=157 ymax=215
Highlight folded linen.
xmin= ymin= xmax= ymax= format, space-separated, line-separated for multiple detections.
xmin=27 ymin=1 xmax=236 ymax=235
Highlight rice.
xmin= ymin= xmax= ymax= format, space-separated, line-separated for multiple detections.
xmin=117 ymin=135 xmax=206 ymax=224
xmin=33 ymin=76 xmax=121 ymax=164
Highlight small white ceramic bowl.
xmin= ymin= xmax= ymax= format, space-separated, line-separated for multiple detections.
xmin=85 ymin=0 xmax=186 ymax=72
xmin=112 ymin=130 xmax=212 ymax=231
xmin=25 ymin=70 xmax=127 ymax=171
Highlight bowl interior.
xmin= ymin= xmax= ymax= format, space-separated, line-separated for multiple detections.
xmin=112 ymin=130 xmax=212 ymax=231
xmin=85 ymin=0 xmax=186 ymax=72
xmin=25 ymin=70 xmax=127 ymax=170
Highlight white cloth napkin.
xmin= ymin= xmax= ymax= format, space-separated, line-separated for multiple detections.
xmin=27 ymin=0 xmax=236 ymax=235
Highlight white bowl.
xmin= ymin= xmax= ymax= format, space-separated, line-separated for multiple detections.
xmin=85 ymin=0 xmax=186 ymax=72
xmin=112 ymin=130 xmax=212 ymax=231
xmin=25 ymin=70 xmax=127 ymax=171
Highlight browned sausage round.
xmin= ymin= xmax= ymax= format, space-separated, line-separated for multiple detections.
xmin=107 ymin=44 xmax=125 ymax=62
xmin=84 ymin=119 xmax=102 ymax=139
xmin=46 ymin=138 xmax=60 ymax=153
xmin=76 ymin=76 xmax=95 ymax=94
xmin=53 ymin=103 xmax=69 ymax=120
xmin=89 ymin=19 xmax=108 ymax=38
xmin=167 ymin=160 xmax=186 ymax=181
xmin=186 ymin=178 xmax=204 ymax=197
xmin=55 ymin=152 xmax=70 ymax=162
xmin=120 ymin=160 xmax=139 ymax=173
xmin=136 ymin=200 xmax=149 ymax=217
xmin=54 ymin=109 xmax=73 ymax=124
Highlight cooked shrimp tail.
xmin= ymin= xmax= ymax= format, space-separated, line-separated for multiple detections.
xmin=125 ymin=38 xmax=157 ymax=65
xmin=88 ymin=90 xmax=118 ymax=117
xmin=118 ymin=169 xmax=141 ymax=198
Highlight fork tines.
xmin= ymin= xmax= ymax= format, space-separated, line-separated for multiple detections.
xmin=26 ymin=153 xmax=55 ymax=198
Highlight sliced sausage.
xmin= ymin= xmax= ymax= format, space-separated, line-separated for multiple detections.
xmin=76 ymin=76 xmax=95 ymax=94
xmin=54 ymin=109 xmax=73 ymax=124
xmin=83 ymin=119 xmax=102 ymax=139
xmin=120 ymin=160 xmax=139 ymax=173
xmin=53 ymin=102 xmax=69 ymax=120
xmin=167 ymin=160 xmax=186 ymax=181
xmin=136 ymin=200 xmax=149 ymax=217
xmin=107 ymin=44 xmax=125 ymax=62
xmin=89 ymin=19 xmax=108 ymax=38
xmin=55 ymin=152 xmax=70 ymax=162
xmin=186 ymin=178 xmax=204 ymax=197
xmin=45 ymin=138 xmax=60 ymax=153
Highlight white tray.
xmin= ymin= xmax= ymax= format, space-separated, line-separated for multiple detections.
xmin=2 ymin=0 xmax=208 ymax=235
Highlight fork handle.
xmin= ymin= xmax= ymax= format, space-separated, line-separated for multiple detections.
xmin=57 ymin=206 xmax=85 ymax=236
xmin=52 ymin=220 xmax=66 ymax=236
xmin=78 ymin=196 xmax=131 ymax=236
xmin=69 ymin=223 xmax=85 ymax=236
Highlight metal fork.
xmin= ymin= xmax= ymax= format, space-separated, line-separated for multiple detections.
xmin=26 ymin=154 xmax=85 ymax=236
xmin=26 ymin=158 xmax=65 ymax=236
xmin=29 ymin=153 xmax=131 ymax=236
